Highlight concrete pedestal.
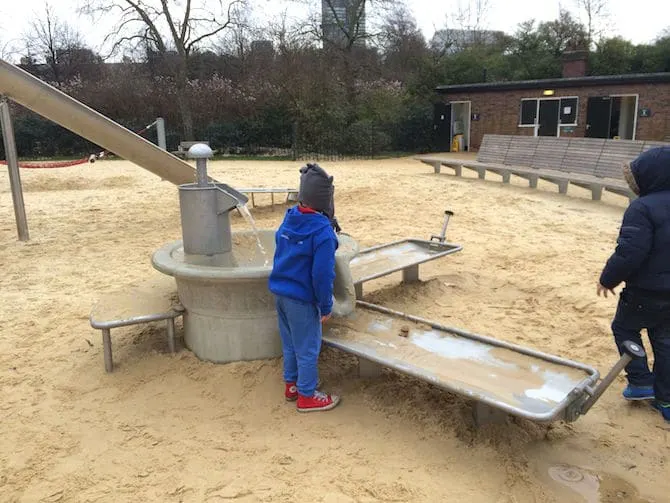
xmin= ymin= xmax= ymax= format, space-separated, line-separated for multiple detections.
xmin=152 ymin=230 xmax=281 ymax=363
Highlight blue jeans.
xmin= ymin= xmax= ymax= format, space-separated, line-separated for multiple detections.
xmin=275 ymin=295 xmax=322 ymax=397
xmin=612 ymin=288 xmax=670 ymax=403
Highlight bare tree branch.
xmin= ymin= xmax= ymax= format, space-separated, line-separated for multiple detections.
xmin=187 ymin=0 xmax=243 ymax=51
xmin=180 ymin=0 xmax=193 ymax=43
xmin=573 ymin=0 xmax=610 ymax=48
xmin=79 ymin=0 xmax=248 ymax=138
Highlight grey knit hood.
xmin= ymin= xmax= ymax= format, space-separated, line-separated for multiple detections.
xmin=298 ymin=163 xmax=341 ymax=232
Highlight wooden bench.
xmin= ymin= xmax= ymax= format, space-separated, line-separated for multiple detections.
xmin=416 ymin=135 xmax=667 ymax=201
xmin=89 ymin=276 xmax=183 ymax=372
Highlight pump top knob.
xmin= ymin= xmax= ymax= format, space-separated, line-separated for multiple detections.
xmin=187 ymin=143 xmax=213 ymax=159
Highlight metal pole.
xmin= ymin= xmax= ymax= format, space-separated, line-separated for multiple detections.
xmin=0 ymin=96 xmax=29 ymax=241
xmin=156 ymin=117 xmax=167 ymax=151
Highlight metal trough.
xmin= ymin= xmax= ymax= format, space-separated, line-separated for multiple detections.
xmin=350 ymin=239 xmax=462 ymax=298
xmin=324 ymin=301 xmax=645 ymax=424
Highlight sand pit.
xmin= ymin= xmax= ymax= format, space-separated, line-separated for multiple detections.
xmin=1 ymin=155 xmax=668 ymax=502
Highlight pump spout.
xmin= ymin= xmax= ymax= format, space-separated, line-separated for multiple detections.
xmin=216 ymin=184 xmax=248 ymax=214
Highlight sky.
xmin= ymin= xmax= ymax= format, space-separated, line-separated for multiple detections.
xmin=0 ymin=0 xmax=668 ymax=61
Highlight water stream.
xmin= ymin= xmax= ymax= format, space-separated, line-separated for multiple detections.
xmin=238 ymin=204 xmax=270 ymax=266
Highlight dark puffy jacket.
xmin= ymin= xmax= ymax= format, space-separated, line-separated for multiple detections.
xmin=600 ymin=146 xmax=670 ymax=292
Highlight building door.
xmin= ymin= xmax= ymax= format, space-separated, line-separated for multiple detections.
xmin=537 ymin=99 xmax=560 ymax=137
xmin=610 ymin=95 xmax=638 ymax=140
xmin=586 ymin=97 xmax=612 ymax=138
xmin=450 ymin=101 xmax=471 ymax=151
xmin=433 ymin=102 xmax=452 ymax=152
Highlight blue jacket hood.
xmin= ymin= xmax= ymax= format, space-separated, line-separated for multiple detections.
xmin=631 ymin=146 xmax=670 ymax=196
xmin=279 ymin=206 xmax=333 ymax=238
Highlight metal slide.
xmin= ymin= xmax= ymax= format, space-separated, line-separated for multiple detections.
xmin=0 ymin=58 xmax=197 ymax=185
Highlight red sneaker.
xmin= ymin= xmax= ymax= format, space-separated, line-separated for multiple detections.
xmin=297 ymin=390 xmax=340 ymax=412
xmin=285 ymin=379 xmax=322 ymax=402
xmin=285 ymin=382 xmax=298 ymax=402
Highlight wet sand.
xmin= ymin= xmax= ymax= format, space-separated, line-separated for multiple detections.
xmin=1 ymin=155 xmax=668 ymax=502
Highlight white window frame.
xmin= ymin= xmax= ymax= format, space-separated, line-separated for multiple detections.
xmin=558 ymin=96 xmax=579 ymax=128
xmin=518 ymin=96 xmax=580 ymax=136
xmin=518 ymin=98 xmax=538 ymax=127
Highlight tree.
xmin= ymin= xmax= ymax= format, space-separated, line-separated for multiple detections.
xmin=431 ymin=0 xmax=493 ymax=54
xmin=80 ymin=0 xmax=247 ymax=139
xmin=572 ymin=0 xmax=610 ymax=49
xmin=24 ymin=2 xmax=100 ymax=85
xmin=378 ymin=4 xmax=428 ymax=79
xmin=507 ymin=11 xmax=588 ymax=80
xmin=0 ymin=39 xmax=14 ymax=61
xmin=590 ymin=37 xmax=635 ymax=75
xmin=632 ymin=36 xmax=670 ymax=73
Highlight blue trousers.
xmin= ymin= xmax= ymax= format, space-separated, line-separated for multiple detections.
xmin=275 ymin=295 xmax=322 ymax=397
xmin=612 ymin=288 xmax=670 ymax=404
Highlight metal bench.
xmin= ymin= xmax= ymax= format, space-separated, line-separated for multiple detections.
xmin=235 ymin=187 xmax=299 ymax=208
xmin=89 ymin=277 xmax=183 ymax=372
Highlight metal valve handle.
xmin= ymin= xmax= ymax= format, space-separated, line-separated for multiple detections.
xmin=430 ymin=210 xmax=454 ymax=243
xmin=579 ymin=340 xmax=647 ymax=416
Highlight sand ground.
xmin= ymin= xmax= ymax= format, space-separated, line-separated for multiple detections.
xmin=1 ymin=155 xmax=669 ymax=503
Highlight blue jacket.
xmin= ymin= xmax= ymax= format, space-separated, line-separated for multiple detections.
xmin=600 ymin=146 xmax=670 ymax=292
xmin=268 ymin=206 xmax=338 ymax=315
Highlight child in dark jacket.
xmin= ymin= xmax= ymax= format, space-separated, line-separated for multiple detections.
xmin=268 ymin=163 xmax=341 ymax=412
xmin=598 ymin=146 xmax=670 ymax=423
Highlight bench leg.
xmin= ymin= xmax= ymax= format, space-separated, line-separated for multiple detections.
xmin=502 ymin=172 xmax=511 ymax=184
xmin=251 ymin=193 xmax=256 ymax=208
xmin=558 ymin=180 xmax=569 ymax=195
xmin=591 ymin=185 xmax=603 ymax=201
xmin=528 ymin=175 xmax=539 ymax=189
xmin=359 ymin=358 xmax=383 ymax=378
xmin=402 ymin=264 xmax=420 ymax=283
xmin=432 ymin=162 xmax=441 ymax=174
xmin=477 ymin=168 xmax=486 ymax=180
xmin=271 ymin=192 xmax=275 ymax=210
xmin=454 ymin=165 xmax=463 ymax=177
xmin=355 ymin=282 xmax=363 ymax=300
xmin=166 ymin=318 xmax=176 ymax=354
xmin=102 ymin=328 xmax=113 ymax=373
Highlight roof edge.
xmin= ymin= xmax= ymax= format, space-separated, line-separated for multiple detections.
xmin=435 ymin=73 xmax=670 ymax=93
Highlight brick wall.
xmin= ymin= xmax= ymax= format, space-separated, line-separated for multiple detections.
xmin=442 ymin=83 xmax=670 ymax=151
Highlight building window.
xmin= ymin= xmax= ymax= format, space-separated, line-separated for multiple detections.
xmin=520 ymin=99 xmax=537 ymax=126
xmin=559 ymin=97 xmax=578 ymax=126
xmin=518 ymin=97 xmax=579 ymax=127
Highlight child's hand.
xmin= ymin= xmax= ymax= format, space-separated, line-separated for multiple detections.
xmin=321 ymin=314 xmax=331 ymax=323
xmin=597 ymin=283 xmax=616 ymax=298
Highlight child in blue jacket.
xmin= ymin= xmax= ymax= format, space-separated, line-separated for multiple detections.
xmin=598 ymin=146 xmax=670 ymax=423
xmin=269 ymin=163 xmax=341 ymax=412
